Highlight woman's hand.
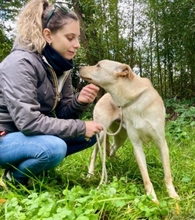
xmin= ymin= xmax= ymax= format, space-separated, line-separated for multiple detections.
xmin=85 ymin=121 xmax=103 ymax=138
xmin=78 ymin=84 xmax=99 ymax=104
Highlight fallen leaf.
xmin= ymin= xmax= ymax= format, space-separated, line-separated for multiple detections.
xmin=175 ymin=202 xmax=180 ymax=215
xmin=0 ymin=199 xmax=6 ymax=204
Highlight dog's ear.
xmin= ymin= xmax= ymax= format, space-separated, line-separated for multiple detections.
xmin=115 ymin=64 xmax=134 ymax=80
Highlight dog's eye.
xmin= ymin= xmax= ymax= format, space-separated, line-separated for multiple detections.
xmin=96 ymin=64 xmax=100 ymax=68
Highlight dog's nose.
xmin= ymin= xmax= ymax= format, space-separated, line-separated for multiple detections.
xmin=78 ymin=63 xmax=88 ymax=70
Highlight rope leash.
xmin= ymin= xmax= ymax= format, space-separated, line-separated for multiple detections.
xmin=96 ymin=108 xmax=123 ymax=187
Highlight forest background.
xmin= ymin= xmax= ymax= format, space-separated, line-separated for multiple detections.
xmin=1 ymin=0 xmax=195 ymax=100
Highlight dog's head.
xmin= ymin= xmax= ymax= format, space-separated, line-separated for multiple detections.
xmin=78 ymin=60 xmax=134 ymax=87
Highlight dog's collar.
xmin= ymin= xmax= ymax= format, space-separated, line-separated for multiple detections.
xmin=119 ymin=103 xmax=130 ymax=108
xmin=118 ymin=91 xmax=144 ymax=109
xmin=119 ymin=97 xmax=139 ymax=108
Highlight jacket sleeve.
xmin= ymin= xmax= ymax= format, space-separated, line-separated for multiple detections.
xmin=2 ymin=54 xmax=86 ymax=139
xmin=55 ymin=73 xmax=89 ymax=119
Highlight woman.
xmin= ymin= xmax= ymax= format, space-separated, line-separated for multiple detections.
xmin=0 ymin=0 xmax=103 ymax=185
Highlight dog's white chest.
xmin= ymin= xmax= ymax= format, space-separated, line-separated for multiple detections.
xmin=122 ymin=109 xmax=153 ymax=141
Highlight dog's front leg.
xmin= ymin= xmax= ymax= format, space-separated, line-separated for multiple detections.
xmin=158 ymin=139 xmax=180 ymax=199
xmin=132 ymin=140 xmax=158 ymax=203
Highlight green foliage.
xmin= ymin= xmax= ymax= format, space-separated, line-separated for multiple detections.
xmin=1 ymin=177 xmax=177 ymax=220
xmin=165 ymin=98 xmax=195 ymax=141
xmin=0 ymin=29 xmax=13 ymax=62
xmin=0 ymin=0 xmax=23 ymax=21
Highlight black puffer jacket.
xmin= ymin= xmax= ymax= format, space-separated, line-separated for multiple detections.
xmin=0 ymin=44 xmax=88 ymax=139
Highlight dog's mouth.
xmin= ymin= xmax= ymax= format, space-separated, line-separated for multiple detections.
xmin=81 ymin=76 xmax=99 ymax=86
xmin=81 ymin=76 xmax=92 ymax=81
xmin=80 ymin=76 xmax=94 ymax=83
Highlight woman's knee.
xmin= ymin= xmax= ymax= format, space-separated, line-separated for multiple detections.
xmin=39 ymin=135 xmax=67 ymax=168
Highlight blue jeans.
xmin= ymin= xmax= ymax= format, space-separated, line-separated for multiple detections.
xmin=0 ymin=132 xmax=96 ymax=184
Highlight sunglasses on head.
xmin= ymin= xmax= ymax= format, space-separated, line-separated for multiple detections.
xmin=45 ymin=3 xmax=70 ymax=27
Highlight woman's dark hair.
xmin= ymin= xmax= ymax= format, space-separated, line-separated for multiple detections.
xmin=16 ymin=0 xmax=79 ymax=53
xmin=42 ymin=2 xmax=79 ymax=33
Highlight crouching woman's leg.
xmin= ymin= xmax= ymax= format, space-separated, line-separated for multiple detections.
xmin=0 ymin=132 xmax=67 ymax=185
xmin=65 ymin=135 xmax=97 ymax=156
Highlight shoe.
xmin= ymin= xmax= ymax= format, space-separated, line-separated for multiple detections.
xmin=3 ymin=169 xmax=29 ymax=186
xmin=0 ymin=170 xmax=12 ymax=190
xmin=4 ymin=170 xmax=12 ymax=182
xmin=1 ymin=170 xmax=28 ymax=189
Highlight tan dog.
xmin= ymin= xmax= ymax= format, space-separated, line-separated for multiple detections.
xmin=79 ymin=60 xmax=179 ymax=202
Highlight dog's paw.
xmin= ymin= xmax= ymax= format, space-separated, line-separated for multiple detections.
xmin=146 ymin=192 xmax=159 ymax=204
xmin=167 ymin=186 xmax=180 ymax=200
xmin=169 ymin=191 xmax=180 ymax=200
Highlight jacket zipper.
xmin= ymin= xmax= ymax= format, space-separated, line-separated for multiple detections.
xmin=42 ymin=56 xmax=70 ymax=113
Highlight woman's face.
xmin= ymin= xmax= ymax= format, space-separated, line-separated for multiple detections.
xmin=48 ymin=19 xmax=80 ymax=60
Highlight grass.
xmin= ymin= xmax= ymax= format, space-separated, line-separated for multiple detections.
xmin=0 ymin=99 xmax=195 ymax=219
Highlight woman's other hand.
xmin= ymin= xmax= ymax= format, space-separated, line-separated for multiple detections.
xmin=78 ymin=84 xmax=99 ymax=104
xmin=85 ymin=121 xmax=103 ymax=138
